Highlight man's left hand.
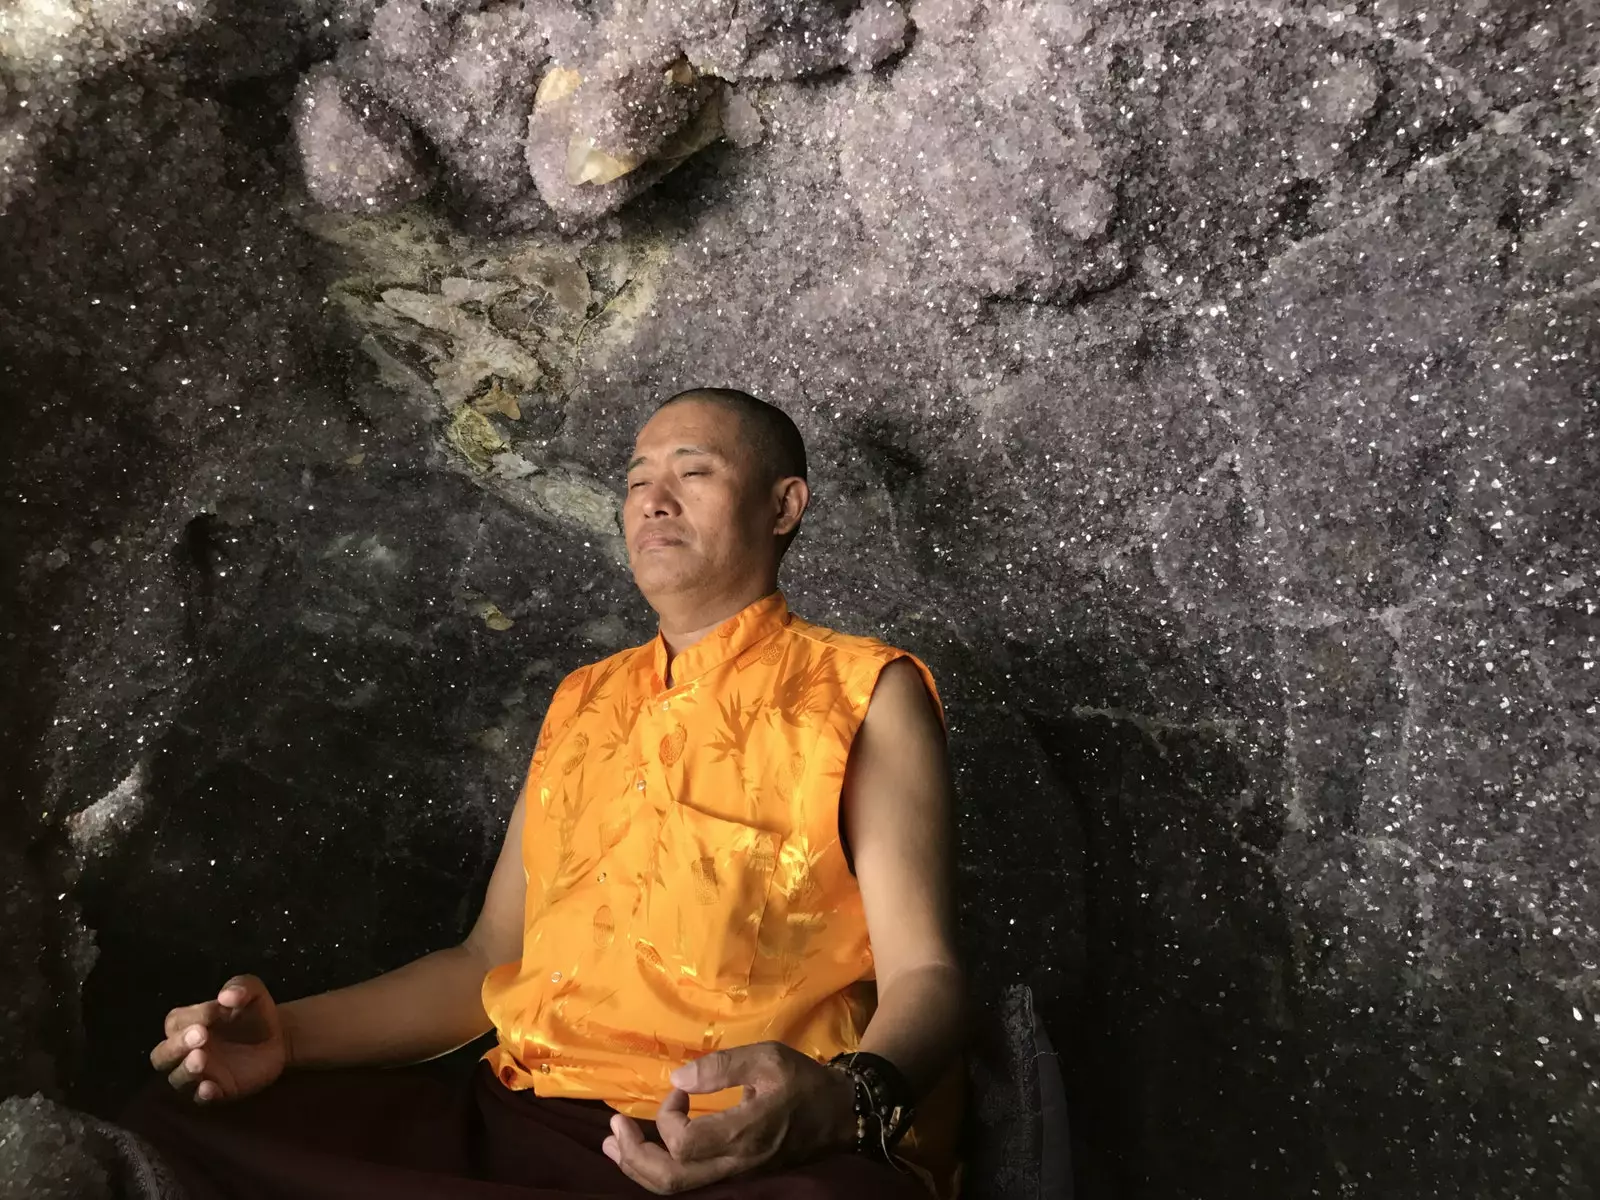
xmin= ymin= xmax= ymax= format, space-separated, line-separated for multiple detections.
xmin=601 ymin=1042 xmax=858 ymax=1193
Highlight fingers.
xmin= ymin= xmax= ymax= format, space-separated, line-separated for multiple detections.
xmin=653 ymin=1088 xmax=691 ymax=1147
xmin=162 ymin=1001 xmax=225 ymax=1041
xmin=660 ymin=1095 xmax=777 ymax=1165
xmin=164 ymin=1046 xmax=207 ymax=1092
xmin=151 ymin=975 xmax=264 ymax=1081
xmin=602 ymin=1113 xmax=643 ymax=1164
xmin=217 ymin=974 xmax=265 ymax=1011
xmin=152 ymin=1003 xmax=225 ymax=1073
xmin=670 ymin=1043 xmax=779 ymax=1095
xmin=669 ymin=1048 xmax=731 ymax=1094
xmin=149 ymin=1022 xmax=201 ymax=1072
xmin=162 ymin=1042 xmax=237 ymax=1104
xmin=606 ymin=1114 xmax=741 ymax=1195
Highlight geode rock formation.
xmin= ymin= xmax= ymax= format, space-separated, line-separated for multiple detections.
xmin=0 ymin=1093 xmax=179 ymax=1200
xmin=2 ymin=1 xmax=1597 ymax=1197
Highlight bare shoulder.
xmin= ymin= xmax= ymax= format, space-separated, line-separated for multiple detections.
xmin=861 ymin=657 xmax=945 ymax=743
xmin=870 ymin=657 xmax=936 ymax=709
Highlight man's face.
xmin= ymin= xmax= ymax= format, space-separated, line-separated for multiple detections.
xmin=623 ymin=401 xmax=776 ymax=604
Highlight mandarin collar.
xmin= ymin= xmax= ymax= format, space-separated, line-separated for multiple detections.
xmin=651 ymin=590 xmax=790 ymax=691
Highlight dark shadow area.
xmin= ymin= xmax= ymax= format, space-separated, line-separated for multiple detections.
xmin=71 ymin=457 xmax=640 ymax=1114
xmin=1026 ymin=707 xmax=1315 ymax=1197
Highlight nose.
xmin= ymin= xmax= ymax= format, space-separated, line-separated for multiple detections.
xmin=635 ymin=479 xmax=679 ymax=519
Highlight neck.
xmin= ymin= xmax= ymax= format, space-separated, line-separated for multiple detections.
xmin=654 ymin=580 xmax=776 ymax=660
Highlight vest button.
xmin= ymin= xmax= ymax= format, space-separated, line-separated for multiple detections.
xmin=635 ymin=779 xmax=646 ymax=791
xmin=550 ymin=971 xmax=562 ymax=983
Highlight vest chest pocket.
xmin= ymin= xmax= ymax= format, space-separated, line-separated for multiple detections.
xmin=637 ymin=801 xmax=783 ymax=992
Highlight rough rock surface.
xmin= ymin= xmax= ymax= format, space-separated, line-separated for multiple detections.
xmin=0 ymin=1091 xmax=184 ymax=1198
xmin=2 ymin=1 xmax=1598 ymax=1197
xmin=0 ymin=1095 xmax=111 ymax=1200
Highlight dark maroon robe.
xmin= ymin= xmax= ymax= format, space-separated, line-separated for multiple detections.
xmin=121 ymin=1060 xmax=930 ymax=1200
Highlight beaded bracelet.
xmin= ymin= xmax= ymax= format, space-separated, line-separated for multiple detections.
xmin=827 ymin=1051 xmax=915 ymax=1161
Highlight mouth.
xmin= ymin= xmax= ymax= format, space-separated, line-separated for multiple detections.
xmin=633 ymin=534 xmax=684 ymax=552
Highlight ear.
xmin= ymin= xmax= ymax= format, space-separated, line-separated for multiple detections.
xmin=773 ymin=476 xmax=810 ymax=537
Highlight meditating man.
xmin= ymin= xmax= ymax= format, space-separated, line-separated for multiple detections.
xmin=129 ymin=388 xmax=965 ymax=1198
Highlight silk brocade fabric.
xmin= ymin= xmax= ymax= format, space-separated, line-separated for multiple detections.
xmin=479 ymin=592 xmax=956 ymax=1187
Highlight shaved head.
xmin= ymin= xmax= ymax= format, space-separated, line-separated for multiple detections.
xmin=657 ymin=388 xmax=807 ymax=486
xmin=625 ymin=390 xmax=812 ymax=616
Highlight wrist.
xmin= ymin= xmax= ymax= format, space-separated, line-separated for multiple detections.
xmin=277 ymin=1002 xmax=303 ymax=1070
xmin=826 ymin=1051 xmax=916 ymax=1159
xmin=824 ymin=1062 xmax=861 ymax=1152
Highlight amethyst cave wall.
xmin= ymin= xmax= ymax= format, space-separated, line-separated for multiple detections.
xmin=2 ymin=1 xmax=1598 ymax=1197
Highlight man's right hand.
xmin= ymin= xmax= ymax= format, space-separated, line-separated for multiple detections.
xmin=150 ymin=974 xmax=287 ymax=1103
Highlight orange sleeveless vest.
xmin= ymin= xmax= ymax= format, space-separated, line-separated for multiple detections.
xmin=480 ymin=591 xmax=940 ymax=1118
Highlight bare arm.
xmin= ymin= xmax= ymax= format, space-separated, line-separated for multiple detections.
xmin=155 ymin=675 xmax=585 ymax=1101
xmin=279 ymin=793 xmax=529 ymax=1069
xmin=845 ymin=658 xmax=966 ymax=1096
xmin=151 ymin=793 xmax=530 ymax=1099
